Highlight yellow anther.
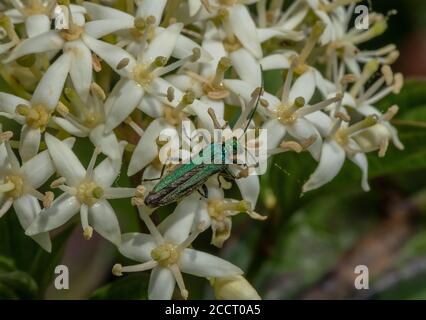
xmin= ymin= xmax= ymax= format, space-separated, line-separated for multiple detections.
xmin=117 ymin=58 xmax=130 ymax=70
xmin=112 ymin=263 xmax=123 ymax=276
xmin=167 ymin=87 xmax=175 ymax=102
xmin=190 ymin=48 xmax=201 ymax=62
xmin=0 ymin=131 xmax=13 ymax=143
xmin=90 ymin=83 xmax=106 ymax=101
xmin=43 ymin=191 xmax=54 ymax=208
xmin=56 ymin=102 xmax=69 ymax=117
xmin=83 ymin=226 xmax=93 ymax=240
xmin=134 ymin=16 xmax=145 ymax=30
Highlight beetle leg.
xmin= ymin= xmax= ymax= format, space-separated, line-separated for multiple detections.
xmin=197 ymin=184 xmax=209 ymax=199
xmin=141 ymin=164 xmax=167 ymax=182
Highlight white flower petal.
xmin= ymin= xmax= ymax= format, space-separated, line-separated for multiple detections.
xmin=0 ymin=42 xmax=16 ymax=55
xmin=0 ymin=92 xmax=29 ymax=114
xmin=189 ymin=0 xmax=202 ymax=16
xmin=385 ymin=122 xmax=404 ymax=150
xmin=13 ymin=195 xmax=51 ymax=252
xmin=83 ymin=2 xmax=133 ymax=20
xmin=257 ymin=28 xmax=304 ymax=42
xmin=262 ymin=119 xmax=286 ymax=149
xmin=344 ymin=57 xmax=361 ymax=75
xmin=89 ymin=200 xmax=121 ymax=245
xmin=224 ymin=79 xmax=280 ymax=108
xmin=5 ymin=9 xmax=23 ymax=23
xmin=289 ymin=70 xmax=316 ymax=104
xmin=304 ymin=111 xmax=333 ymax=137
xmin=4 ymin=31 xmax=64 ymax=63
xmin=287 ymin=118 xmax=322 ymax=160
xmin=136 ymin=0 xmax=167 ymax=24
xmin=160 ymin=195 xmax=198 ymax=244
xmin=200 ymin=39 xmax=226 ymax=77
xmin=104 ymin=78 xmax=125 ymax=116
xmin=45 ymin=133 xmax=86 ymax=186
xmin=104 ymin=80 xmax=144 ymax=132
xmin=229 ymin=4 xmax=262 ymax=59
xmin=142 ymin=23 xmax=183 ymax=65
xmin=165 ymin=74 xmax=199 ymax=94
xmin=128 ymin=118 xmax=171 ymax=176
xmin=93 ymin=141 xmax=126 ymax=187
xmin=51 ymin=117 xmax=89 ymax=137
xmin=137 ymin=93 xmax=164 ymax=118
xmin=31 ymin=53 xmax=72 ymax=110
xmin=66 ymin=40 xmax=92 ymax=102
xmin=69 ymin=4 xmax=87 ymax=15
xmin=349 ymin=149 xmax=370 ymax=192
xmin=25 ymin=14 xmax=51 ymax=38
xmin=188 ymin=99 xmax=216 ymax=132
xmin=236 ymin=175 xmax=259 ymax=208
xmin=21 ymin=138 xmax=76 ymax=188
xmin=173 ymin=34 xmax=212 ymax=64
xmin=260 ymin=54 xmax=291 ymax=70
xmin=180 ymin=248 xmax=243 ymax=277
xmin=84 ymin=19 xmax=134 ymax=39
xmin=230 ymin=48 xmax=261 ymax=85
xmin=303 ymin=140 xmax=346 ymax=192
xmin=89 ymin=124 xmax=121 ymax=160
xmin=25 ymin=194 xmax=80 ymax=235
xmin=119 ymin=233 xmax=156 ymax=262
xmin=277 ymin=5 xmax=308 ymax=29
xmin=148 ymin=266 xmax=175 ymax=300
xmin=193 ymin=201 xmax=211 ymax=229
xmin=200 ymin=97 xmax=224 ymax=120
xmin=82 ymin=34 xmax=136 ymax=76
xmin=19 ymin=125 xmax=41 ymax=162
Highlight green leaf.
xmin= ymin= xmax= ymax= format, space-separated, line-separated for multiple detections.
xmin=369 ymin=130 xmax=426 ymax=177
xmin=374 ymin=271 xmax=426 ymax=300
xmin=0 ymin=211 xmax=73 ymax=297
xmin=91 ymin=273 xmax=149 ymax=300
xmin=0 ymin=255 xmax=38 ymax=299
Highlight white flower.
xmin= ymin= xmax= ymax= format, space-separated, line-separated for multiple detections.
xmin=306 ymin=0 xmax=348 ymax=45
xmin=0 ymin=129 xmax=75 ymax=252
xmin=303 ymin=115 xmax=379 ymax=193
xmin=225 ymin=67 xmax=341 ymax=161
xmin=25 ymin=134 xmax=134 ymax=245
xmin=184 ymin=0 xmax=263 ymax=60
xmin=323 ymin=61 xmax=404 ymax=153
xmin=158 ymin=184 xmax=265 ymax=248
xmin=88 ymin=22 xmax=215 ymax=134
xmin=5 ymin=0 xmax=72 ymax=38
xmin=3 ymin=3 xmax=134 ymax=101
xmin=82 ymin=1 xmax=212 ymax=64
xmin=51 ymin=83 xmax=122 ymax=160
xmin=0 ymin=54 xmax=71 ymax=161
xmin=113 ymin=205 xmax=243 ymax=300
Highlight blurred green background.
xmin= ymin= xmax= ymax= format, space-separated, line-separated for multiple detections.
xmin=1 ymin=0 xmax=426 ymax=300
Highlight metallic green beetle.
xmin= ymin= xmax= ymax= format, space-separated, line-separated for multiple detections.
xmin=144 ymin=83 xmax=263 ymax=209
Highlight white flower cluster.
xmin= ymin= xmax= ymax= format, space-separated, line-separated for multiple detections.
xmin=0 ymin=0 xmax=403 ymax=300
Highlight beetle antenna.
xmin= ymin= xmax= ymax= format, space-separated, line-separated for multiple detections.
xmin=242 ymin=66 xmax=264 ymax=133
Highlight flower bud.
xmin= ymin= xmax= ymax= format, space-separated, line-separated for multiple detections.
xmin=211 ymin=276 xmax=261 ymax=300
